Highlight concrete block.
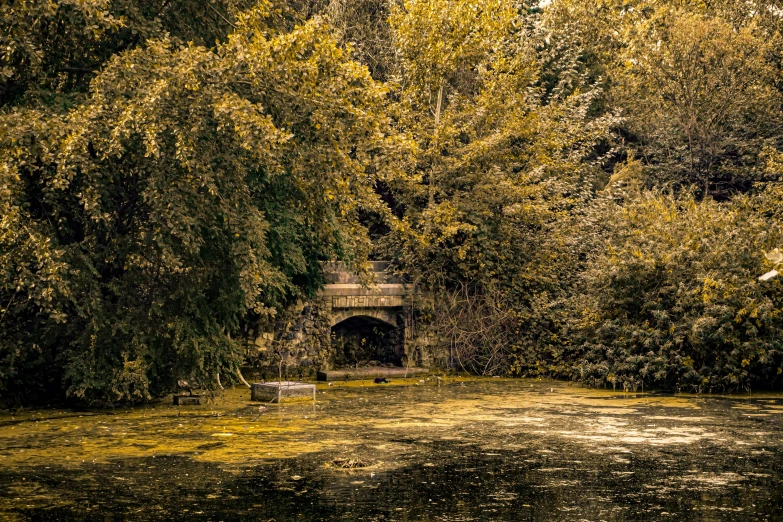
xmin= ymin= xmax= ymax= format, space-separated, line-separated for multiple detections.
xmin=251 ymin=381 xmax=316 ymax=403
xmin=173 ymin=395 xmax=202 ymax=405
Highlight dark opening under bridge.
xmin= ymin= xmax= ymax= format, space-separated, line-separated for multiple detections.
xmin=316 ymin=261 xmax=429 ymax=380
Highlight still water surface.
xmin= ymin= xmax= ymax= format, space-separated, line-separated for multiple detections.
xmin=1 ymin=378 xmax=782 ymax=520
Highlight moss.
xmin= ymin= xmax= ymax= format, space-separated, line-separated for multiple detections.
xmin=3 ymin=378 xmax=783 ymax=518
xmin=0 ymin=378 xmax=781 ymax=475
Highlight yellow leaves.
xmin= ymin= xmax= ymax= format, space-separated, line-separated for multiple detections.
xmin=610 ymin=6 xmax=782 ymax=193
xmin=606 ymin=156 xmax=644 ymax=192
xmin=213 ymin=93 xmax=290 ymax=166
xmin=390 ymin=0 xmax=518 ymax=88
xmin=761 ymin=146 xmax=783 ymax=176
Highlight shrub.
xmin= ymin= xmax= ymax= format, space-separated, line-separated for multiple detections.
xmin=553 ymin=191 xmax=783 ymax=392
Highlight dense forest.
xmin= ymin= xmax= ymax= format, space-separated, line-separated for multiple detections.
xmin=4 ymin=0 xmax=783 ymax=404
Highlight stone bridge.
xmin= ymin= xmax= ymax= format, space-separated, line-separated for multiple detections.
xmin=321 ymin=261 xmax=408 ymax=327
xmin=318 ymin=261 xmax=424 ymax=368
xmin=249 ymin=261 xmax=433 ymax=376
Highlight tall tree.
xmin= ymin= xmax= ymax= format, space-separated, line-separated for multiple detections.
xmin=0 ymin=0 xmax=261 ymax=107
xmin=544 ymin=0 xmax=783 ymax=197
xmin=0 ymin=2 xmax=408 ymax=402
xmin=615 ymin=8 xmax=783 ymax=196
xmin=382 ymin=0 xmax=615 ymax=372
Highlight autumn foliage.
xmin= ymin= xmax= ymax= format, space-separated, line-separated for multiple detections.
xmin=3 ymin=0 xmax=783 ymax=402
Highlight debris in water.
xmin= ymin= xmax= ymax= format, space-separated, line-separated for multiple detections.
xmin=252 ymin=405 xmax=268 ymax=421
xmin=332 ymin=457 xmax=370 ymax=469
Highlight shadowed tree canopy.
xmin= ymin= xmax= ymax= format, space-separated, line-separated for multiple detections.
xmin=0 ymin=1 xmax=410 ymax=403
xmin=6 ymin=0 xmax=783 ymax=403
xmin=543 ymin=0 xmax=783 ymax=197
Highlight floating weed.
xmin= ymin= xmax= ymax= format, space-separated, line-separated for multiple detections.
xmin=2 ymin=378 xmax=783 ymax=519
xmin=331 ymin=457 xmax=371 ymax=469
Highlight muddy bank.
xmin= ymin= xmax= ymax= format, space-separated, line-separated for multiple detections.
xmin=1 ymin=378 xmax=782 ymax=520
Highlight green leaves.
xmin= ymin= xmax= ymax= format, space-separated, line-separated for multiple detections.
xmin=545 ymin=0 xmax=783 ymax=196
xmin=6 ymin=0 xmax=783 ymax=401
xmin=385 ymin=0 xmax=615 ymax=290
xmin=616 ymin=8 xmax=783 ymax=193
xmin=565 ymin=192 xmax=783 ymax=392
xmin=390 ymin=0 xmax=518 ymax=91
xmin=0 ymin=3 xmax=404 ymax=403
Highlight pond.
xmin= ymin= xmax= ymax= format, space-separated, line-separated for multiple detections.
xmin=1 ymin=378 xmax=782 ymax=520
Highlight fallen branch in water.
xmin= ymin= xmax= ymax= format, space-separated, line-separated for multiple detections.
xmin=236 ymin=368 xmax=251 ymax=388
xmin=332 ymin=457 xmax=369 ymax=469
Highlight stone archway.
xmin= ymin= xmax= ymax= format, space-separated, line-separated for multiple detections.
xmin=329 ymin=308 xmax=398 ymax=328
xmin=247 ymin=261 xmax=433 ymax=376
xmin=330 ymin=313 xmax=404 ymax=367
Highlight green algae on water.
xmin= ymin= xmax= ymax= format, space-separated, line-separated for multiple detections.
xmin=2 ymin=378 xmax=783 ymax=520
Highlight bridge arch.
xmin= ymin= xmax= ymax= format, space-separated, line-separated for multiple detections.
xmin=317 ymin=261 xmax=420 ymax=368
xmin=329 ymin=311 xmax=403 ymax=367
xmin=329 ymin=308 xmax=398 ymax=328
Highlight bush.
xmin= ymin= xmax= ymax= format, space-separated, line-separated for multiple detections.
xmin=547 ymin=191 xmax=783 ymax=392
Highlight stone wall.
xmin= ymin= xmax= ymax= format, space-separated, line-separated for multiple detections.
xmin=241 ymin=262 xmax=445 ymax=378
xmin=243 ymin=299 xmax=333 ymax=380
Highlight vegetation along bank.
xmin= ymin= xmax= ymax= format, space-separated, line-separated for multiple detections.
xmin=4 ymin=0 xmax=783 ymax=404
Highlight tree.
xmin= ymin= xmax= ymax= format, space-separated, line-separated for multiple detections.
xmin=615 ymin=8 xmax=783 ymax=196
xmin=0 ymin=2 xmax=408 ymax=403
xmin=544 ymin=0 xmax=783 ymax=197
xmin=0 ymin=0 xmax=262 ymax=107
xmin=382 ymin=0 xmax=616 ymax=373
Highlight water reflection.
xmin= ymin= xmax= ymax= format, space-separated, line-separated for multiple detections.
xmin=1 ymin=379 xmax=782 ymax=520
